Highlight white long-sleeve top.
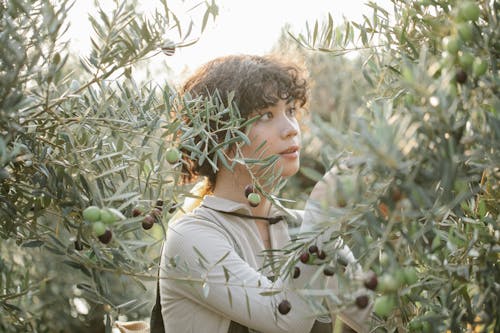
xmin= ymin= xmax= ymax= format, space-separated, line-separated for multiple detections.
xmin=159 ymin=195 xmax=371 ymax=333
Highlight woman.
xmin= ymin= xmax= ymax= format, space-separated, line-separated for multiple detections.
xmin=158 ymin=55 xmax=372 ymax=333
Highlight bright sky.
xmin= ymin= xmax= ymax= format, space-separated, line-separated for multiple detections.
xmin=68 ymin=0 xmax=391 ymax=83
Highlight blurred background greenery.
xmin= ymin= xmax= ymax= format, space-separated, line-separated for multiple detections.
xmin=1 ymin=0 xmax=498 ymax=332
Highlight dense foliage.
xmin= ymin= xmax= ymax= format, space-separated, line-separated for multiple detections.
xmin=289 ymin=1 xmax=499 ymax=332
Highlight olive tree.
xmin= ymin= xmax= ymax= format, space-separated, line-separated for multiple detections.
xmin=0 ymin=0 xmax=218 ymax=331
xmin=289 ymin=0 xmax=499 ymax=332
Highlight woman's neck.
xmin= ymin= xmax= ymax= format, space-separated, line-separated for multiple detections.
xmin=212 ymin=167 xmax=272 ymax=217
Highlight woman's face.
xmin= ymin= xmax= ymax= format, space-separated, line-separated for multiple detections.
xmin=239 ymin=99 xmax=301 ymax=179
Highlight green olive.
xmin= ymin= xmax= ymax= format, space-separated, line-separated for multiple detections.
xmin=100 ymin=208 xmax=117 ymax=224
xmin=403 ymin=267 xmax=418 ymax=285
xmin=394 ymin=269 xmax=407 ymax=286
xmin=459 ymin=2 xmax=480 ymax=22
xmin=373 ymin=295 xmax=396 ymax=317
xmin=165 ymin=147 xmax=181 ymax=164
xmin=83 ymin=206 xmax=101 ymax=222
xmin=247 ymin=192 xmax=261 ymax=207
xmin=408 ymin=319 xmax=422 ymax=332
xmin=472 ymin=58 xmax=488 ymax=77
xmin=457 ymin=23 xmax=473 ymax=42
xmin=377 ymin=274 xmax=400 ymax=292
xmin=92 ymin=221 xmax=106 ymax=236
xmin=443 ymin=36 xmax=461 ymax=54
xmin=459 ymin=52 xmax=474 ymax=69
xmin=379 ymin=252 xmax=390 ymax=267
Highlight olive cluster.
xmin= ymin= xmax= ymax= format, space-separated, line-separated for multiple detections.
xmin=82 ymin=206 xmax=121 ymax=244
xmin=441 ymin=2 xmax=487 ymax=85
xmin=372 ymin=266 xmax=418 ymax=317
xmin=278 ymin=245 xmax=379 ymax=315
xmin=133 ymin=200 xmax=178 ymax=230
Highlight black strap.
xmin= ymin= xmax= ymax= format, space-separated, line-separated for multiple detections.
xmin=150 ymin=239 xmax=166 ymax=333
xmin=200 ymin=205 xmax=286 ymax=225
xmin=150 ymin=278 xmax=164 ymax=333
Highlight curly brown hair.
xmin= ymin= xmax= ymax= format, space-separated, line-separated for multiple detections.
xmin=178 ymin=54 xmax=309 ymax=191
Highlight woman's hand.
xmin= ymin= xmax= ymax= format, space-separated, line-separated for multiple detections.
xmin=301 ymin=167 xmax=342 ymax=235
xmin=309 ymin=166 xmax=360 ymax=209
xmin=309 ymin=168 xmax=338 ymax=203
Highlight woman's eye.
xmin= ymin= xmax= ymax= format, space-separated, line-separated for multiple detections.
xmin=259 ymin=112 xmax=273 ymax=121
xmin=287 ymin=107 xmax=297 ymax=117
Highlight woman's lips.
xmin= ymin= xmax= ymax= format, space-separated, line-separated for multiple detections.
xmin=279 ymin=146 xmax=300 ymax=159
xmin=280 ymin=151 xmax=299 ymax=159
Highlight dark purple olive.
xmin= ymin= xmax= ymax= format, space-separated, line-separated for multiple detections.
xmin=150 ymin=207 xmax=162 ymax=217
xmin=98 ymin=229 xmax=112 ymax=244
xmin=364 ymin=272 xmax=378 ymax=291
xmin=132 ymin=207 xmax=143 ymax=217
xmin=323 ymin=266 xmax=335 ymax=276
xmin=168 ymin=204 xmax=178 ymax=214
xmin=142 ymin=215 xmax=155 ymax=230
xmin=337 ymin=256 xmax=348 ymax=267
xmin=278 ymin=300 xmax=291 ymax=315
xmin=299 ymin=252 xmax=310 ymax=264
xmin=355 ymin=295 xmax=370 ymax=309
xmin=317 ymin=251 xmax=327 ymax=260
xmin=308 ymin=245 xmax=318 ymax=254
xmin=244 ymin=184 xmax=255 ymax=198
xmin=293 ymin=266 xmax=301 ymax=279
xmin=455 ymin=69 xmax=467 ymax=84
xmin=74 ymin=240 xmax=84 ymax=251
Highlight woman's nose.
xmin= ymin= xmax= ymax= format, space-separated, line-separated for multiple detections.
xmin=281 ymin=117 xmax=299 ymax=139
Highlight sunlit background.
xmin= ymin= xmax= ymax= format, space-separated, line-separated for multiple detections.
xmin=67 ymin=0 xmax=391 ymax=84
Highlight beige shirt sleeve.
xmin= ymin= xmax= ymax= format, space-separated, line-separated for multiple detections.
xmin=161 ymin=218 xmax=318 ymax=333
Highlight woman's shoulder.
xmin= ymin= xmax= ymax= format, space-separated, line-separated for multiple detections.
xmin=166 ymin=209 xmax=227 ymax=238
xmin=164 ymin=210 xmax=241 ymax=263
xmin=168 ymin=211 xmax=211 ymax=228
